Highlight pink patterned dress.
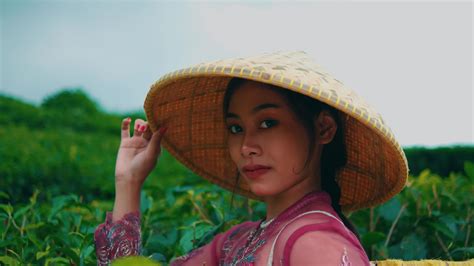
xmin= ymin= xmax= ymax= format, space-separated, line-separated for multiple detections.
xmin=94 ymin=191 xmax=370 ymax=265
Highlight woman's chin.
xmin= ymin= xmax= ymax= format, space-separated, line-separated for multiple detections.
xmin=249 ymin=185 xmax=278 ymax=198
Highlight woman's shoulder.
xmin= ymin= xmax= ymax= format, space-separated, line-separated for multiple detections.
xmin=281 ymin=210 xmax=363 ymax=249
xmin=282 ymin=228 xmax=369 ymax=265
xmin=276 ymin=208 xmax=350 ymax=238
xmin=270 ymin=210 xmax=370 ymax=265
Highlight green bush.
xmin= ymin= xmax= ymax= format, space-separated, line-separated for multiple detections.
xmin=1 ymin=162 xmax=472 ymax=264
xmin=404 ymin=146 xmax=474 ymax=177
xmin=41 ymin=89 xmax=100 ymax=115
xmin=0 ymin=125 xmax=118 ymax=203
xmin=0 ymin=94 xmax=45 ymax=129
xmin=350 ymin=161 xmax=474 ymax=261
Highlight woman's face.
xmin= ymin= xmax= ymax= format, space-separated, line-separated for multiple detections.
xmin=225 ymin=80 xmax=321 ymax=197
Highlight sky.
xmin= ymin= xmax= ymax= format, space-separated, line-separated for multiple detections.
xmin=1 ymin=0 xmax=472 ymax=148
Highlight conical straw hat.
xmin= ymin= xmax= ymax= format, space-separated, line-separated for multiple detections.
xmin=144 ymin=50 xmax=409 ymax=211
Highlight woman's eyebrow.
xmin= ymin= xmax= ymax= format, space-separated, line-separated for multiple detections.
xmin=225 ymin=103 xmax=281 ymax=119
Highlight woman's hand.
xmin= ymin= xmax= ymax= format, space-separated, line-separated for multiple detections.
xmin=115 ymin=117 xmax=167 ymax=186
xmin=112 ymin=117 xmax=167 ymax=222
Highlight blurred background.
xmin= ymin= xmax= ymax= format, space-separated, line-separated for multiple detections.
xmin=0 ymin=1 xmax=472 ymax=265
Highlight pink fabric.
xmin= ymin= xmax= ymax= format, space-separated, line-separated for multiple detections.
xmin=94 ymin=211 xmax=141 ymax=266
xmin=94 ymin=191 xmax=370 ymax=265
xmin=169 ymin=221 xmax=258 ymax=266
xmin=282 ymin=223 xmax=369 ymax=265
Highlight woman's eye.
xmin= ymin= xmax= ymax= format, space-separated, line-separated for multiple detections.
xmin=260 ymin=119 xmax=278 ymax=129
xmin=228 ymin=120 xmax=278 ymax=135
xmin=228 ymin=125 xmax=242 ymax=134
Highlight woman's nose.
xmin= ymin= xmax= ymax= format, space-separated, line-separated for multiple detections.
xmin=240 ymin=132 xmax=261 ymax=157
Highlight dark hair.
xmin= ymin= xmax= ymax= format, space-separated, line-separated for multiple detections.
xmin=222 ymin=77 xmax=360 ymax=240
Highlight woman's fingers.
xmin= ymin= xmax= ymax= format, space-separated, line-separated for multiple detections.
xmin=122 ymin=118 xmax=154 ymax=141
xmin=142 ymin=125 xmax=152 ymax=141
xmin=121 ymin=117 xmax=132 ymax=139
xmin=146 ymin=126 xmax=168 ymax=158
xmin=133 ymin=119 xmax=146 ymax=138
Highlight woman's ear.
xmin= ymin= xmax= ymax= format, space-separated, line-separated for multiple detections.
xmin=315 ymin=110 xmax=337 ymax=144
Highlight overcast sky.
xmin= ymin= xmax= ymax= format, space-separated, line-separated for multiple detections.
xmin=1 ymin=0 xmax=472 ymax=148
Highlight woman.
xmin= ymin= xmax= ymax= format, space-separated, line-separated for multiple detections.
xmin=94 ymin=51 xmax=409 ymax=265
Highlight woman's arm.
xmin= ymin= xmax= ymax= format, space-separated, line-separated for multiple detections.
xmin=94 ymin=210 xmax=246 ymax=266
xmin=113 ymin=118 xmax=167 ymax=220
xmin=95 ymin=213 xmax=220 ymax=266
xmin=94 ymin=118 xmax=167 ymax=264
xmin=286 ymin=229 xmax=369 ymax=266
xmin=268 ymin=213 xmax=370 ymax=266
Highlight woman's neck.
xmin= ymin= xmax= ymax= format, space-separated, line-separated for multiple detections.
xmin=263 ymin=176 xmax=321 ymax=220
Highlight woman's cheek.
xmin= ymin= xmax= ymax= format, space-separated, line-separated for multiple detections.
xmin=227 ymin=139 xmax=239 ymax=162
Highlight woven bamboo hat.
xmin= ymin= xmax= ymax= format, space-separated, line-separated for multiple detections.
xmin=144 ymin=50 xmax=409 ymax=211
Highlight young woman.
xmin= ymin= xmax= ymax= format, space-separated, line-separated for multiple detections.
xmin=94 ymin=51 xmax=409 ymax=265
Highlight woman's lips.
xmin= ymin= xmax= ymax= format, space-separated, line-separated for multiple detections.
xmin=244 ymin=168 xmax=271 ymax=179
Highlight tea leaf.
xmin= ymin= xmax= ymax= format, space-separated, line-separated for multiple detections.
xmin=45 ymin=257 xmax=70 ymax=266
xmin=112 ymin=256 xmax=161 ymax=266
xmin=0 ymin=256 xmax=20 ymax=266
xmin=361 ymin=231 xmax=386 ymax=247
xmin=400 ymin=233 xmax=427 ymax=260
xmin=36 ymin=250 xmax=49 ymax=260
xmin=13 ymin=205 xmax=32 ymax=219
xmin=0 ymin=191 xmax=10 ymax=199
xmin=464 ymin=161 xmax=474 ymax=181
xmin=379 ymin=196 xmax=402 ymax=222
xmin=0 ymin=203 xmax=13 ymax=215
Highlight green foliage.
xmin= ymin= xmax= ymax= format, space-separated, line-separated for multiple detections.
xmin=42 ymin=89 xmax=100 ymax=115
xmin=0 ymin=190 xmax=99 ymax=265
xmin=350 ymin=162 xmax=474 ymax=261
xmin=1 ymin=165 xmax=472 ymax=264
xmin=0 ymin=179 xmax=263 ymax=264
xmin=0 ymin=90 xmax=472 ymax=264
xmin=0 ymin=91 xmax=122 ymax=135
xmin=0 ymin=125 xmax=118 ymax=203
xmin=404 ymin=146 xmax=474 ymax=177
xmin=112 ymin=256 xmax=161 ymax=266
xmin=0 ymin=91 xmax=159 ymax=203
xmin=0 ymin=94 xmax=41 ymax=126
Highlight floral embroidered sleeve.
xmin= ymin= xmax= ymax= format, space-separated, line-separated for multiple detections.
xmin=94 ymin=211 xmax=249 ymax=266
xmin=94 ymin=211 xmax=141 ymax=266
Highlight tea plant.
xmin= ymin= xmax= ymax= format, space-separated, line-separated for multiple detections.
xmin=1 ymin=162 xmax=472 ymax=265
